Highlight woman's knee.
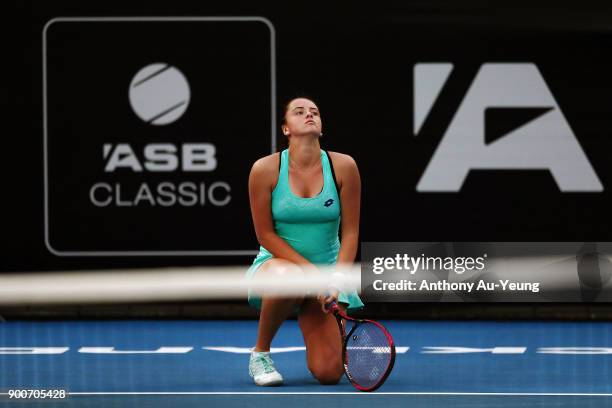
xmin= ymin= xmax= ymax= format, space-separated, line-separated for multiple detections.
xmin=260 ymin=259 xmax=304 ymax=278
xmin=309 ymin=359 xmax=344 ymax=385
xmin=256 ymin=259 xmax=306 ymax=301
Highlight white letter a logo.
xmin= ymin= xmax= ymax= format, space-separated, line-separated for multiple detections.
xmin=416 ymin=63 xmax=603 ymax=192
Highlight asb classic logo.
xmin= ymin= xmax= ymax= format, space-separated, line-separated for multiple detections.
xmin=89 ymin=63 xmax=231 ymax=208
xmin=414 ymin=63 xmax=603 ymax=192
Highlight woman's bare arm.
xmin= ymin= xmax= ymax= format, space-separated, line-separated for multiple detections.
xmin=316 ymin=152 xmax=361 ymax=310
xmin=333 ymin=153 xmax=361 ymax=265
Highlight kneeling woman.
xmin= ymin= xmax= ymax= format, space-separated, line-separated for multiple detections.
xmin=246 ymin=97 xmax=363 ymax=386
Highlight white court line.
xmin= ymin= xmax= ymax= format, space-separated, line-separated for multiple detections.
xmin=1 ymin=392 xmax=610 ymax=396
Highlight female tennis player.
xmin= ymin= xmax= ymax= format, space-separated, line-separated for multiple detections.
xmin=246 ymin=97 xmax=364 ymax=386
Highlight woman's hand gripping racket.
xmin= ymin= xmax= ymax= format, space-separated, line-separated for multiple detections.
xmin=326 ymin=301 xmax=395 ymax=391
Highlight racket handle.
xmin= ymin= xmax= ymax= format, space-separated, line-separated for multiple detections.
xmin=325 ymin=300 xmax=340 ymax=313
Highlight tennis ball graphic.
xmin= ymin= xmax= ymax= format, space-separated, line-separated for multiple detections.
xmin=129 ymin=63 xmax=190 ymax=125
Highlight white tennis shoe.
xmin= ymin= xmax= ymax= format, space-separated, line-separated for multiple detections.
xmin=249 ymin=350 xmax=283 ymax=386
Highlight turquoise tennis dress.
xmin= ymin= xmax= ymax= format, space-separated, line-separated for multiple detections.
xmin=246 ymin=149 xmax=364 ymax=311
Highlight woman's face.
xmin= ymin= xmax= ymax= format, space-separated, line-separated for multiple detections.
xmin=283 ymin=98 xmax=322 ymax=138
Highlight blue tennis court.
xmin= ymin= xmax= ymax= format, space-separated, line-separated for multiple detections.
xmin=1 ymin=320 xmax=611 ymax=407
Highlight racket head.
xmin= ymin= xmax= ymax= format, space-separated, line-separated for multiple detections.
xmin=330 ymin=304 xmax=395 ymax=392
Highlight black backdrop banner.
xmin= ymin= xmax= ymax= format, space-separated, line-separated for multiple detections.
xmin=6 ymin=1 xmax=612 ymax=274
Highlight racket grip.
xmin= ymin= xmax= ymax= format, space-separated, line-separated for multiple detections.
xmin=324 ymin=300 xmax=340 ymax=313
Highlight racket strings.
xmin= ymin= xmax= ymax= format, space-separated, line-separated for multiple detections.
xmin=345 ymin=322 xmax=393 ymax=388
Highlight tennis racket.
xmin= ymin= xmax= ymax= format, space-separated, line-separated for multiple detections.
xmin=326 ymin=301 xmax=395 ymax=391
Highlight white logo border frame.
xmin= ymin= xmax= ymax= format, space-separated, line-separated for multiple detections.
xmin=43 ymin=16 xmax=276 ymax=257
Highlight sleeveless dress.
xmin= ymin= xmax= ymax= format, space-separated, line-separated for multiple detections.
xmin=246 ymin=148 xmax=364 ymax=311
